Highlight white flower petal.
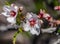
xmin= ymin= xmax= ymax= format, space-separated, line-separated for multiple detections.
xmin=30 ymin=27 xmax=40 ymax=35
xmin=3 ymin=5 xmax=10 ymax=12
xmin=1 ymin=12 xmax=10 ymax=17
xmin=23 ymin=21 xmax=30 ymax=31
xmin=7 ymin=17 xmax=16 ymax=24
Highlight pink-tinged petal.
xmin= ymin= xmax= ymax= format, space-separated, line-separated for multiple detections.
xmin=37 ymin=15 xmax=40 ymax=18
xmin=59 ymin=6 xmax=60 ymax=9
xmin=54 ymin=6 xmax=60 ymax=10
xmin=54 ymin=6 xmax=58 ymax=10
xmin=11 ymin=4 xmax=15 ymax=7
xmin=38 ymin=13 xmax=44 ymax=18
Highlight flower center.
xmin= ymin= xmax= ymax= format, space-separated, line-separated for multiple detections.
xmin=38 ymin=13 xmax=44 ymax=18
xmin=29 ymin=19 xmax=36 ymax=26
xmin=10 ymin=11 xmax=16 ymax=17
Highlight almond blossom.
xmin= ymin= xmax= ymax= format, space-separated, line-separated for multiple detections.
xmin=23 ymin=12 xmax=41 ymax=35
xmin=1 ymin=4 xmax=18 ymax=25
xmin=54 ymin=6 xmax=60 ymax=10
